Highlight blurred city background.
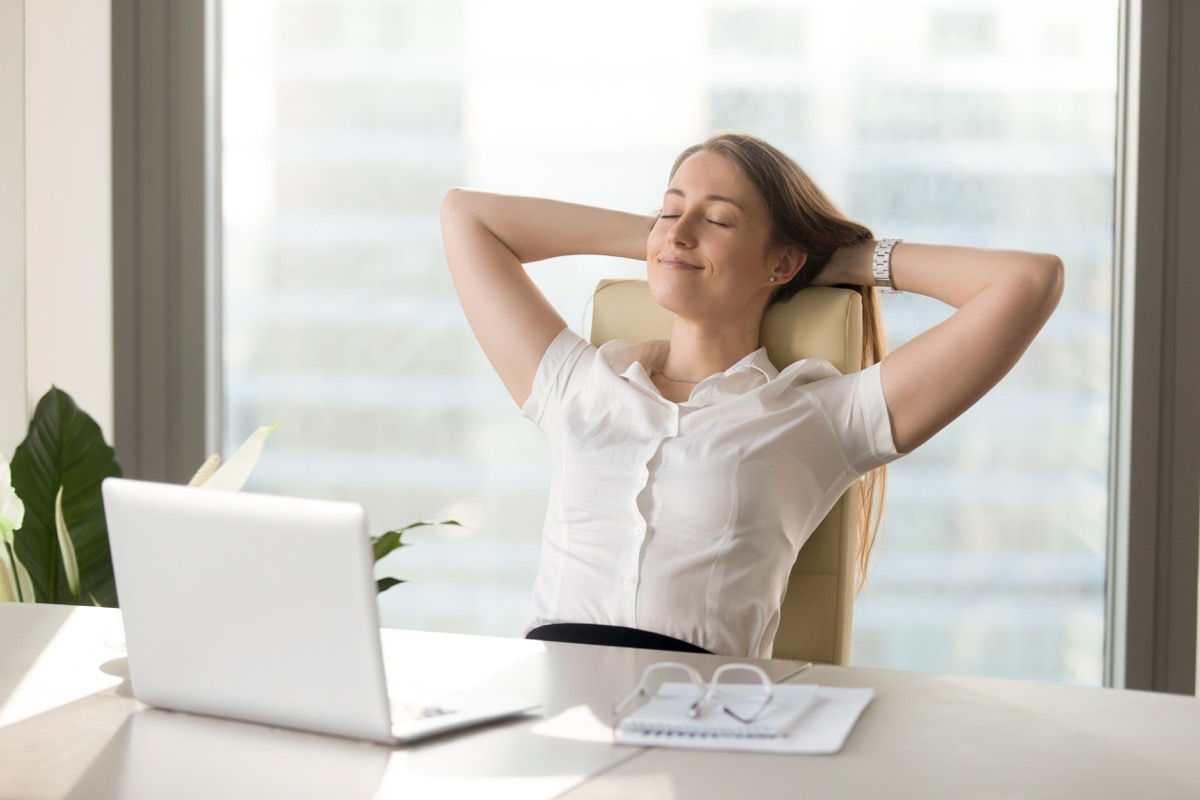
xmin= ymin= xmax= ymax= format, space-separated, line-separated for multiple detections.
xmin=221 ymin=0 xmax=1116 ymax=683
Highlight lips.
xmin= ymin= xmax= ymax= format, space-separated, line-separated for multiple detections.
xmin=659 ymin=255 xmax=702 ymax=270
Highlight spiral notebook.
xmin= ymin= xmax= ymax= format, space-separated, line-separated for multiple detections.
xmin=614 ymin=684 xmax=875 ymax=754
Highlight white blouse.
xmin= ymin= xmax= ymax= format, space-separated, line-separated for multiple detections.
xmin=521 ymin=327 xmax=900 ymax=658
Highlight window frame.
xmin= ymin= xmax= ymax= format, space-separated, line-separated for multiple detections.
xmin=1107 ymin=0 xmax=1200 ymax=693
xmin=111 ymin=0 xmax=1199 ymax=692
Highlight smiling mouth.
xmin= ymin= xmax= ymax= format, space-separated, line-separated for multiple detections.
xmin=659 ymin=255 xmax=702 ymax=270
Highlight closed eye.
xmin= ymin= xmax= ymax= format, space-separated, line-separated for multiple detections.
xmin=657 ymin=213 xmax=730 ymax=227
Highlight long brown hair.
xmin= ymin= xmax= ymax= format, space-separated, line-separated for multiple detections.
xmin=670 ymin=132 xmax=888 ymax=591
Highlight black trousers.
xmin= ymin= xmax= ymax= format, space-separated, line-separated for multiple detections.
xmin=526 ymin=623 xmax=712 ymax=654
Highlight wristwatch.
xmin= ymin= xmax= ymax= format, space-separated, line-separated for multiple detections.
xmin=872 ymin=238 xmax=902 ymax=293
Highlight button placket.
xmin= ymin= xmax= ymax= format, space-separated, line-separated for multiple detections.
xmin=631 ymin=440 xmax=657 ymax=535
xmin=622 ymin=437 xmax=666 ymax=622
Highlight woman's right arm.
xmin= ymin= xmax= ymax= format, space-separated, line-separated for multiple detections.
xmin=440 ymin=189 xmax=651 ymax=406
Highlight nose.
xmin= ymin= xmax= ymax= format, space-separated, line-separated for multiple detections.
xmin=667 ymin=213 xmax=697 ymax=248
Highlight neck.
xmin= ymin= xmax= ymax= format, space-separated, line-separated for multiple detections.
xmin=659 ymin=318 xmax=761 ymax=383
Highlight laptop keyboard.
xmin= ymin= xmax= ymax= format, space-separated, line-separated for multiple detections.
xmin=389 ymin=699 xmax=456 ymax=723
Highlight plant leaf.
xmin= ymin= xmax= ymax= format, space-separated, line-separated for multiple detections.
xmin=198 ymin=424 xmax=280 ymax=491
xmin=14 ymin=552 xmax=34 ymax=602
xmin=10 ymin=387 xmax=122 ymax=605
xmin=55 ymin=486 xmax=81 ymax=600
xmin=0 ymin=456 xmax=25 ymax=543
xmin=371 ymin=520 xmax=461 ymax=593
xmin=376 ymin=577 xmax=403 ymax=594
xmin=371 ymin=520 xmax=461 ymax=562
xmin=371 ymin=529 xmax=407 ymax=562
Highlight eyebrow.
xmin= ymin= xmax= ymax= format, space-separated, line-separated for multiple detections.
xmin=664 ymin=188 xmax=745 ymax=211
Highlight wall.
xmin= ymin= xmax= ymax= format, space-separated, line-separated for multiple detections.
xmin=0 ymin=2 xmax=27 ymax=459
xmin=1 ymin=1 xmax=113 ymax=456
xmin=21 ymin=0 xmax=113 ymax=443
xmin=1 ymin=1 xmax=113 ymax=455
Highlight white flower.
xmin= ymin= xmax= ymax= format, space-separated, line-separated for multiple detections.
xmin=1 ymin=456 xmax=33 ymax=602
xmin=55 ymin=486 xmax=80 ymax=600
xmin=0 ymin=456 xmax=23 ymax=542
xmin=192 ymin=424 xmax=281 ymax=492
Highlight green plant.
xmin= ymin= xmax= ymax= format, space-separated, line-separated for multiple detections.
xmin=1 ymin=388 xmax=120 ymax=605
xmin=1 ymin=387 xmax=457 ymax=605
xmin=372 ymin=520 xmax=460 ymax=594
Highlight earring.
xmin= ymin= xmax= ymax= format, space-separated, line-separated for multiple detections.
xmin=769 ymin=276 xmax=777 ymax=283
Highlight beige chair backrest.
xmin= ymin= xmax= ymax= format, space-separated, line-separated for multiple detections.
xmin=589 ymin=279 xmax=863 ymax=664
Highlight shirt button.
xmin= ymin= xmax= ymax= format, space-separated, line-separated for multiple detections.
xmin=634 ymin=524 xmax=644 ymax=537
xmin=637 ymin=471 xmax=648 ymax=485
xmin=622 ymin=575 xmax=633 ymax=586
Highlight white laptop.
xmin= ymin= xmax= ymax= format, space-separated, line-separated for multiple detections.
xmin=102 ymin=477 xmax=538 ymax=745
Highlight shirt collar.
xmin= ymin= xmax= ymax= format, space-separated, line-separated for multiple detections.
xmin=744 ymin=347 xmax=778 ymax=381
xmin=599 ymin=340 xmax=778 ymax=394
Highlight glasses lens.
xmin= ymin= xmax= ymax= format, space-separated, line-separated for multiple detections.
xmin=614 ymin=662 xmax=705 ymax=719
xmin=711 ymin=664 xmax=773 ymax=723
xmin=643 ymin=663 xmax=705 ymax=698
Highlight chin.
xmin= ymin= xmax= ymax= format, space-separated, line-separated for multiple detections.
xmin=648 ymin=272 xmax=706 ymax=318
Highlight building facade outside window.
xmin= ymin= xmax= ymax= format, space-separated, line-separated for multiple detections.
xmin=222 ymin=0 xmax=1117 ymax=683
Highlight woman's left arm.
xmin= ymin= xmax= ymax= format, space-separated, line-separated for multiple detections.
xmin=817 ymin=242 xmax=1064 ymax=454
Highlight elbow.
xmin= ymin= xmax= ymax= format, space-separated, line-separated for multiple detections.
xmin=442 ymin=186 xmax=492 ymax=226
xmin=441 ymin=187 xmax=490 ymax=248
xmin=440 ymin=187 xmax=470 ymax=228
xmin=440 ymin=188 xmax=478 ymax=277
xmin=1038 ymin=253 xmax=1066 ymax=313
xmin=1019 ymin=252 xmax=1065 ymax=319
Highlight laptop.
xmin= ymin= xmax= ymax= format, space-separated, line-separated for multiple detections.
xmin=102 ymin=477 xmax=538 ymax=745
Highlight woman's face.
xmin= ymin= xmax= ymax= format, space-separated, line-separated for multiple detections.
xmin=647 ymin=150 xmax=793 ymax=324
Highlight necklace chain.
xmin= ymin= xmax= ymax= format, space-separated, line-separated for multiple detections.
xmin=654 ymin=369 xmax=702 ymax=384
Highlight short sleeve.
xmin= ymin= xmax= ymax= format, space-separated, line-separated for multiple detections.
xmin=805 ymin=362 xmax=900 ymax=475
xmin=521 ymin=327 xmax=595 ymax=431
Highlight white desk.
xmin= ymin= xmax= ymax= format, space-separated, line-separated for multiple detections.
xmin=0 ymin=603 xmax=801 ymax=799
xmin=2 ymin=603 xmax=1199 ymax=799
xmin=564 ymin=664 xmax=1200 ymax=799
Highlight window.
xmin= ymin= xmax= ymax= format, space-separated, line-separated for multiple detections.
xmin=221 ymin=0 xmax=1118 ymax=682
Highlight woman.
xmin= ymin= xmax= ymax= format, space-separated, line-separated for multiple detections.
xmin=440 ymin=132 xmax=1063 ymax=658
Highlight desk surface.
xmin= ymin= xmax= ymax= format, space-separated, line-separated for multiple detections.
xmin=2 ymin=603 xmax=1198 ymax=800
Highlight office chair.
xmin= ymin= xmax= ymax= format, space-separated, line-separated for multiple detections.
xmin=589 ymin=279 xmax=864 ymax=664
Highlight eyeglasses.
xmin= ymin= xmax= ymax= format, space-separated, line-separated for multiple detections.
xmin=612 ymin=661 xmax=774 ymax=726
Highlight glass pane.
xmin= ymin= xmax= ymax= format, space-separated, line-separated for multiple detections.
xmin=221 ymin=0 xmax=1116 ymax=683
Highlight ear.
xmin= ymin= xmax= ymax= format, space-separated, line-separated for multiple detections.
xmin=770 ymin=247 xmax=807 ymax=285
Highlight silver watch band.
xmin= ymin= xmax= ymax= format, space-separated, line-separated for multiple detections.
xmin=872 ymin=238 xmax=903 ymax=293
